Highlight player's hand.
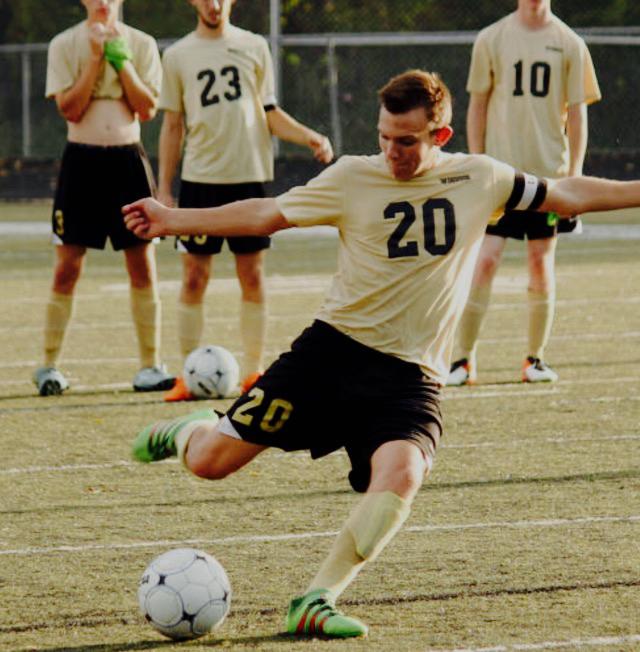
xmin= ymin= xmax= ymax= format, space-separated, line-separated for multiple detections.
xmin=122 ymin=197 xmax=170 ymax=240
xmin=309 ymin=134 xmax=333 ymax=164
xmin=88 ymin=23 xmax=109 ymax=58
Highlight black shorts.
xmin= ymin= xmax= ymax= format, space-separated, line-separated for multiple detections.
xmin=52 ymin=142 xmax=155 ymax=251
xmin=175 ymin=180 xmax=271 ymax=255
xmin=486 ymin=209 xmax=557 ymax=241
xmin=225 ymin=320 xmax=443 ymax=492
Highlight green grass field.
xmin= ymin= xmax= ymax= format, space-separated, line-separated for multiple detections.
xmin=0 ymin=201 xmax=638 ymax=652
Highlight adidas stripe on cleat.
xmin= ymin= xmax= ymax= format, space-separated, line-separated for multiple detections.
xmin=286 ymin=589 xmax=368 ymax=638
xmin=132 ymin=408 xmax=218 ymax=463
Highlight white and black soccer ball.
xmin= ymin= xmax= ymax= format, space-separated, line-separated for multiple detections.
xmin=183 ymin=345 xmax=240 ymax=399
xmin=138 ymin=547 xmax=231 ymax=641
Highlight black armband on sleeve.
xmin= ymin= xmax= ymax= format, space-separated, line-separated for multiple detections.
xmin=263 ymin=104 xmax=277 ymax=112
xmin=505 ymin=172 xmax=547 ymax=211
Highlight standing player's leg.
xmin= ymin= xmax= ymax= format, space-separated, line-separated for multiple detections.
xmin=235 ymin=250 xmax=267 ymax=392
xmin=448 ymin=233 xmax=506 ymax=385
xmin=124 ymin=242 xmax=175 ymax=392
xmin=35 ymin=243 xmax=86 ymax=396
xmin=286 ymin=440 xmax=428 ymax=638
xmin=523 ymin=235 xmax=558 ymax=382
xmin=165 ymin=251 xmax=213 ymax=401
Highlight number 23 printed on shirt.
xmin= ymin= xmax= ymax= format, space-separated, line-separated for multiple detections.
xmin=197 ymin=65 xmax=242 ymax=107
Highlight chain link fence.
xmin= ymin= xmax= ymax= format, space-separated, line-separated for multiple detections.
xmin=1 ymin=1 xmax=639 ymax=198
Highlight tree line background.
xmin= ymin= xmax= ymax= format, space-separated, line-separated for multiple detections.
xmin=1 ymin=1 xmax=639 ymax=198
xmin=2 ymin=0 xmax=640 ymax=44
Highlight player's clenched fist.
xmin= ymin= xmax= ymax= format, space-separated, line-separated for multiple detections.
xmin=122 ymin=197 xmax=169 ymax=239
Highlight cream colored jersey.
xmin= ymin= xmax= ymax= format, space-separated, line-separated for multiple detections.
xmin=45 ymin=21 xmax=161 ymax=100
xmin=160 ymin=26 xmax=276 ymax=184
xmin=276 ymin=153 xmax=542 ymax=383
xmin=467 ymin=13 xmax=601 ymax=178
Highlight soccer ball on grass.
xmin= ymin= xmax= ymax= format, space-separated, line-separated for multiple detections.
xmin=138 ymin=547 xmax=231 ymax=640
xmin=184 ymin=345 xmax=240 ymax=399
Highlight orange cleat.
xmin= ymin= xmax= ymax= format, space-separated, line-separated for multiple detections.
xmin=240 ymin=372 xmax=263 ymax=394
xmin=163 ymin=376 xmax=195 ymax=402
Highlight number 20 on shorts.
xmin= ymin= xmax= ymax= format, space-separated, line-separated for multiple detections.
xmin=231 ymin=387 xmax=293 ymax=433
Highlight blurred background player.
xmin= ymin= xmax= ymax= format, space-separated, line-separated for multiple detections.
xmin=159 ymin=0 xmax=333 ymax=401
xmin=124 ymin=68 xmax=640 ymax=638
xmin=448 ymin=0 xmax=600 ymax=386
xmin=34 ymin=0 xmax=174 ymax=396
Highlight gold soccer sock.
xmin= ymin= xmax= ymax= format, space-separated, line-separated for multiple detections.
xmin=455 ymin=284 xmax=493 ymax=362
xmin=178 ymin=301 xmax=204 ymax=360
xmin=130 ymin=285 xmax=161 ymax=369
xmin=527 ymin=288 xmax=555 ymax=359
xmin=44 ymin=291 xmax=74 ymax=367
xmin=240 ymin=300 xmax=267 ymax=378
xmin=306 ymin=491 xmax=411 ymax=600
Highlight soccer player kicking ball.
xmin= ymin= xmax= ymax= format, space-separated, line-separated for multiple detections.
xmin=124 ymin=70 xmax=640 ymax=638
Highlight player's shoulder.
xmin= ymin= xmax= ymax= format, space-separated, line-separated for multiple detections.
xmin=162 ymin=32 xmax=197 ymax=58
xmin=121 ymin=23 xmax=157 ymax=47
xmin=475 ymin=13 xmax=514 ymax=43
xmin=226 ymin=25 xmax=269 ymax=49
xmin=48 ymin=21 xmax=83 ymax=50
xmin=438 ymin=152 xmax=512 ymax=180
xmin=548 ymin=14 xmax=587 ymax=47
xmin=225 ymin=25 xmax=267 ymax=45
xmin=335 ymin=153 xmax=392 ymax=178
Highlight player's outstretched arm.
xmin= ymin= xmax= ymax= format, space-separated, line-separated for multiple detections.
xmin=123 ymin=197 xmax=291 ymax=240
xmin=540 ymin=176 xmax=640 ymax=217
xmin=266 ymin=108 xmax=333 ymax=163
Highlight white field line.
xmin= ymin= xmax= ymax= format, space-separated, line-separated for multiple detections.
xmin=1 ymin=433 xmax=638 ymax=477
xmin=0 ymin=328 xmax=638 ymax=372
xmin=2 ymin=375 xmax=640 ymax=400
xmin=0 ymin=514 xmax=637 ymax=557
xmin=424 ymin=633 xmax=640 ymax=652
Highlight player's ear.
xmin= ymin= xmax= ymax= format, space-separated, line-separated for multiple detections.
xmin=432 ymin=126 xmax=453 ymax=147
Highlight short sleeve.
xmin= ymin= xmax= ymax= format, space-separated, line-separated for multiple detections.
xmin=275 ymin=159 xmax=348 ymax=227
xmin=488 ymin=156 xmax=518 ymax=224
xmin=135 ymin=34 xmax=162 ymax=97
xmin=159 ymin=48 xmax=183 ymax=112
xmin=45 ymin=34 xmax=75 ymax=98
xmin=567 ymin=39 xmax=601 ymax=106
xmin=466 ymin=31 xmax=493 ymax=95
xmin=257 ymin=37 xmax=277 ymax=106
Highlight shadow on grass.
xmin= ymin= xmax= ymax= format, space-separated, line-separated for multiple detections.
xmin=2 ymin=468 xmax=639 ymax=517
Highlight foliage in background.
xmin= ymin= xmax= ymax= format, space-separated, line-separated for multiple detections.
xmin=1 ymin=0 xmax=640 ymax=193
xmin=2 ymin=0 xmax=640 ymax=44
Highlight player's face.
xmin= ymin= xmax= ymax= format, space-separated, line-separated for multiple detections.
xmin=190 ymin=0 xmax=235 ymax=30
xmin=378 ymin=106 xmax=438 ymax=181
xmin=518 ymin=0 xmax=550 ymax=13
xmin=81 ymin=0 xmax=122 ymax=24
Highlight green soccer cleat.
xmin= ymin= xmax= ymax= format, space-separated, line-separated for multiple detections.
xmin=286 ymin=589 xmax=368 ymax=638
xmin=132 ymin=408 xmax=218 ymax=463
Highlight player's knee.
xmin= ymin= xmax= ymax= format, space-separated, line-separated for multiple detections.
xmin=476 ymin=251 xmax=500 ymax=279
xmin=53 ymin=262 xmax=82 ymax=292
xmin=239 ymin=269 xmax=263 ymax=295
xmin=182 ymin=269 xmax=209 ymax=296
xmin=371 ymin=462 xmax=423 ymax=498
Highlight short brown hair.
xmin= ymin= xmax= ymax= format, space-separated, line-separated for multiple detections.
xmin=378 ymin=69 xmax=452 ymax=130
